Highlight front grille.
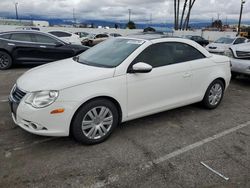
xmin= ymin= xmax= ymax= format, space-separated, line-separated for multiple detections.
xmin=11 ymin=86 xmax=26 ymax=103
xmin=236 ymin=51 xmax=250 ymax=59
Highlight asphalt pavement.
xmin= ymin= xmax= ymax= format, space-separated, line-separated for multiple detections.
xmin=0 ymin=66 xmax=250 ymax=188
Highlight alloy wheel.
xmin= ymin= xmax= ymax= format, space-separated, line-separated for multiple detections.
xmin=81 ymin=106 xmax=113 ymax=140
xmin=208 ymin=83 xmax=223 ymax=106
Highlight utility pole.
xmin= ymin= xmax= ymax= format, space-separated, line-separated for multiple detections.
xmin=128 ymin=9 xmax=131 ymax=22
xmin=15 ymin=2 xmax=19 ymax=20
xmin=73 ymin=8 xmax=76 ymax=26
xmin=237 ymin=0 xmax=246 ymax=36
xmin=150 ymin=13 xmax=152 ymax=25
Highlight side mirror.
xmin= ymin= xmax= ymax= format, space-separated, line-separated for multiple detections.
xmin=55 ymin=42 xmax=63 ymax=47
xmin=130 ymin=62 xmax=153 ymax=73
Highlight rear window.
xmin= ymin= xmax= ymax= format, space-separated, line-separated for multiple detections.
xmin=49 ymin=31 xmax=72 ymax=37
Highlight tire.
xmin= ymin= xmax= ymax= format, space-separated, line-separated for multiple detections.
xmin=71 ymin=99 xmax=119 ymax=144
xmin=202 ymin=79 xmax=225 ymax=109
xmin=0 ymin=51 xmax=12 ymax=70
xmin=88 ymin=41 xmax=93 ymax=46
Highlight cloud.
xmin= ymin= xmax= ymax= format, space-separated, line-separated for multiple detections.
xmin=0 ymin=0 xmax=249 ymax=23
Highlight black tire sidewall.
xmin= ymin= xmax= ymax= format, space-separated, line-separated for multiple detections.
xmin=71 ymin=99 xmax=119 ymax=144
xmin=203 ymin=79 xmax=225 ymax=109
xmin=0 ymin=51 xmax=12 ymax=70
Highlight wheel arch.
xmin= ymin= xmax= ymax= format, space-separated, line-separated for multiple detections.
xmin=0 ymin=48 xmax=12 ymax=59
xmin=202 ymin=77 xmax=226 ymax=100
xmin=69 ymin=96 xmax=123 ymax=135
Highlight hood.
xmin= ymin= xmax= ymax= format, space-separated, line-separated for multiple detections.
xmin=17 ymin=58 xmax=115 ymax=92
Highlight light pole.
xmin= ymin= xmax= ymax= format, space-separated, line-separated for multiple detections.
xmin=237 ymin=0 xmax=246 ymax=36
xmin=15 ymin=2 xmax=19 ymax=20
xmin=128 ymin=9 xmax=131 ymax=22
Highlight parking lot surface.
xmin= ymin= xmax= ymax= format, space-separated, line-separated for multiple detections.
xmin=0 ymin=67 xmax=250 ymax=188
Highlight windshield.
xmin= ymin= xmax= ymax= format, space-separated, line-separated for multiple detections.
xmin=77 ymin=38 xmax=144 ymax=68
xmin=214 ymin=37 xmax=234 ymax=44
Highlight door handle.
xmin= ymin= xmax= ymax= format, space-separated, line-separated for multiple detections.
xmin=183 ymin=72 xmax=192 ymax=78
xmin=8 ymin=43 xmax=15 ymax=46
xmin=40 ymin=45 xmax=46 ymax=48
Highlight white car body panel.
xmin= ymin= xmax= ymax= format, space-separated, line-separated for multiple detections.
xmin=60 ymin=34 xmax=81 ymax=45
xmin=10 ymin=37 xmax=231 ymax=137
xmin=230 ymin=43 xmax=250 ymax=75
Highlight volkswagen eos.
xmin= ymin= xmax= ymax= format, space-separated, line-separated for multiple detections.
xmin=9 ymin=35 xmax=231 ymax=144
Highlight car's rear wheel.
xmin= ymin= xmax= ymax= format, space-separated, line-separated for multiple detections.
xmin=0 ymin=51 xmax=12 ymax=70
xmin=71 ymin=99 xmax=119 ymax=144
xmin=202 ymin=79 xmax=224 ymax=109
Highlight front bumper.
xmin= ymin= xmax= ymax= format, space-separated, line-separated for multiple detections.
xmin=231 ymin=58 xmax=250 ymax=75
xmin=9 ymin=96 xmax=78 ymax=137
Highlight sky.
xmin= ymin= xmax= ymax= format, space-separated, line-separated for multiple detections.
xmin=0 ymin=0 xmax=250 ymax=23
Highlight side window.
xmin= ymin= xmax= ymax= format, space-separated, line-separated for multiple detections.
xmin=32 ymin=34 xmax=58 ymax=44
xmin=132 ymin=43 xmax=174 ymax=68
xmin=234 ymin=38 xmax=246 ymax=45
xmin=10 ymin=33 xmax=33 ymax=42
xmin=0 ymin=34 xmax=11 ymax=39
xmin=133 ymin=42 xmax=205 ymax=68
xmin=173 ymin=43 xmax=205 ymax=62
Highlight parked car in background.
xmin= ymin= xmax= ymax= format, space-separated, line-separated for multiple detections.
xmin=109 ymin=33 xmax=122 ymax=37
xmin=16 ymin=26 xmax=40 ymax=31
xmin=9 ymin=36 xmax=231 ymax=144
xmin=81 ymin=33 xmax=109 ymax=46
xmin=0 ymin=31 xmax=89 ymax=70
xmin=206 ymin=37 xmax=247 ymax=54
xmin=48 ymin=30 xmax=81 ymax=45
xmin=75 ymin=31 xmax=89 ymax=40
xmin=183 ymin=35 xmax=209 ymax=46
xmin=225 ymin=42 xmax=250 ymax=78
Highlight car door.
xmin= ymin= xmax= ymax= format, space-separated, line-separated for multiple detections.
xmin=184 ymin=45 xmax=213 ymax=100
xmin=31 ymin=33 xmax=75 ymax=62
xmin=9 ymin=32 xmax=41 ymax=63
xmin=126 ymin=42 xmax=194 ymax=119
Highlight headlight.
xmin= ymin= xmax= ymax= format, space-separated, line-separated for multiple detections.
xmin=25 ymin=90 xmax=59 ymax=108
xmin=224 ymin=49 xmax=234 ymax=58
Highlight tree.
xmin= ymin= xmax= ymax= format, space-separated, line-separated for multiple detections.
xmin=211 ymin=20 xmax=223 ymax=29
xmin=127 ymin=21 xmax=136 ymax=29
xmin=180 ymin=0 xmax=188 ymax=30
xmin=183 ymin=0 xmax=196 ymax=30
xmin=174 ymin=0 xmax=197 ymax=30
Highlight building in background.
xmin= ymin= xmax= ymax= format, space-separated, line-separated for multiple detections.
xmin=0 ymin=18 xmax=49 ymax=27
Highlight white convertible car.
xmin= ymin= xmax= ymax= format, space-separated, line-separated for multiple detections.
xmin=9 ymin=35 xmax=231 ymax=144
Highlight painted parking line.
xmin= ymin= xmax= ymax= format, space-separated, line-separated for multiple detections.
xmin=0 ymin=96 xmax=9 ymax=103
xmin=141 ymin=120 xmax=250 ymax=169
xmin=89 ymin=121 xmax=250 ymax=188
xmin=0 ymin=99 xmax=8 ymax=103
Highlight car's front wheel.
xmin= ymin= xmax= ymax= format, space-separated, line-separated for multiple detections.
xmin=71 ymin=99 xmax=119 ymax=144
xmin=202 ymin=79 xmax=225 ymax=109
xmin=0 ymin=51 xmax=12 ymax=70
